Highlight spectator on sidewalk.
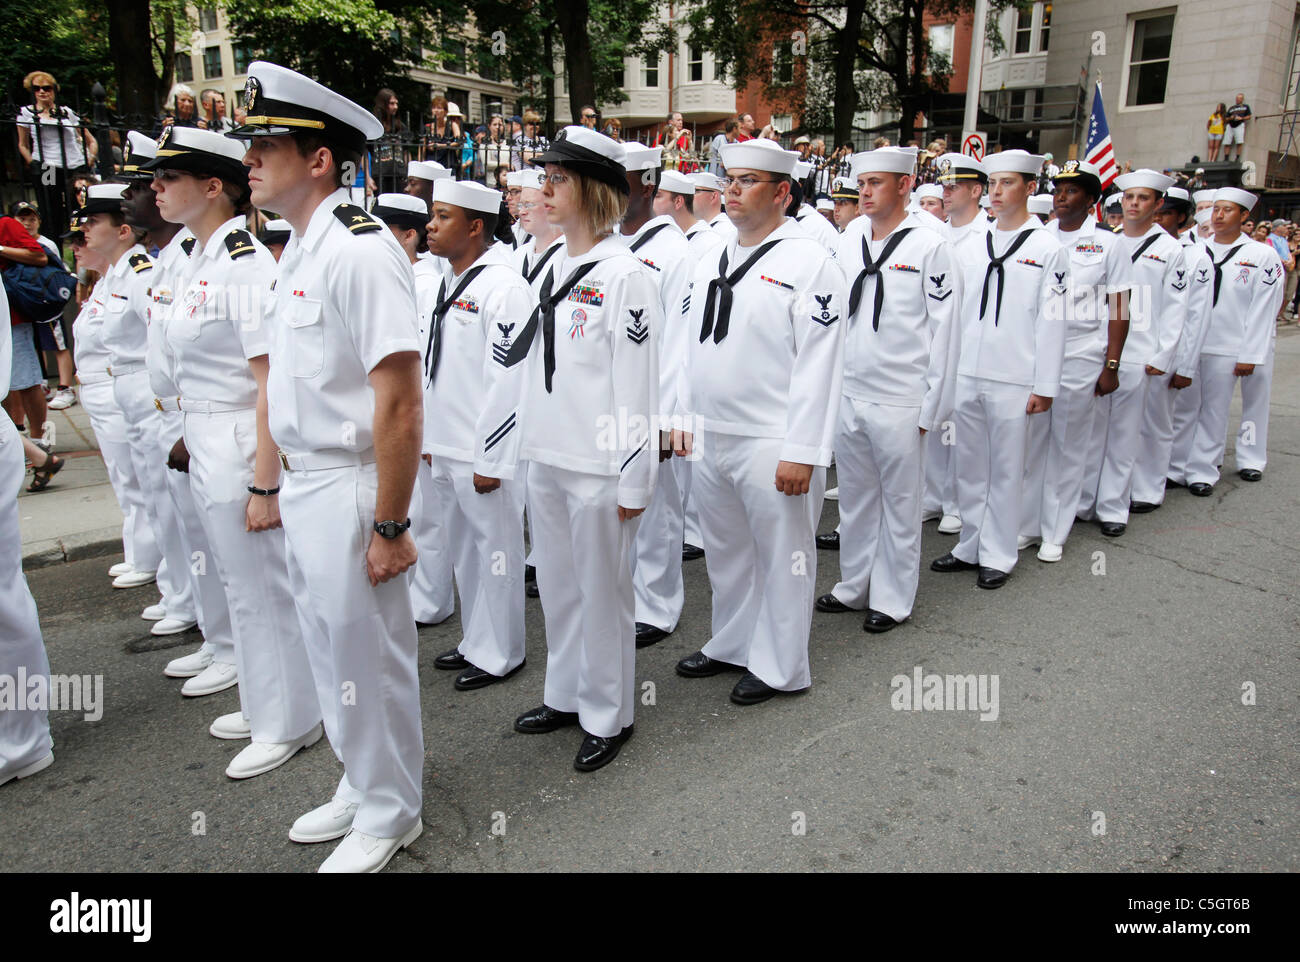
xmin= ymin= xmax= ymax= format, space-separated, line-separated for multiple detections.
xmin=1 ymin=212 xmax=50 ymax=442
xmin=11 ymin=202 xmax=76 ymax=410
xmin=735 ymin=113 xmax=756 ymax=142
xmin=16 ymin=71 xmax=97 ymax=242
xmin=1206 ymin=103 xmax=1226 ymax=161
xmin=1224 ymin=94 xmax=1251 ymax=163
xmin=1267 ymin=220 xmax=1295 ymax=319
xmin=709 ymin=120 xmax=739 ymax=173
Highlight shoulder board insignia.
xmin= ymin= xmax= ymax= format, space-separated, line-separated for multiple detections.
xmin=225 ymin=229 xmax=256 ymax=259
xmin=333 ymin=203 xmax=382 ymax=234
xmin=128 ymin=252 xmax=153 ymax=273
xmin=181 ymin=237 xmax=197 ymax=256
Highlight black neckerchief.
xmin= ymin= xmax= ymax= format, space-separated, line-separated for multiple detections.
xmin=847 ymin=227 xmax=914 ymax=331
xmin=502 ymin=259 xmax=599 ymax=392
xmin=1210 ymin=243 xmax=1246 ymax=307
xmin=980 ymin=229 xmax=1035 ymax=325
xmin=425 ymin=265 xmax=489 ymax=386
xmin=525 ymin=242 xmax=560 ymax=285
xmin=698 ymin=239 xmax=784 ymax=344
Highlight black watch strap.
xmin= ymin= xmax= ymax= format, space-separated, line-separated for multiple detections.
xmin=373 ymin=518 xmax=412 ymax=539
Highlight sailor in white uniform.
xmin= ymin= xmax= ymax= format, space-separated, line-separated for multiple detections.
xmin=403 ymin=159 xmax=449 ymax=210
xmin=673 ymin=136 xmax=846 ymax=703
xmin=816 ymin=146 xmax=958 ymax=632
xmin=514 ymin=168 xmax=566 ymax=283
xmin=233 ymin=61 xmax=425 ymax=873
xmin=692 ymin=171 xmax=737 ymax=245
xmin=147 ymin=125 xmax=324 ymax=775
xmin=503 ymin=126 xmax=660 ymax=773
xmin=929 ymin=150 xmax=1068 ymax=588
xmin=1178 ymin=187 xmax=1284 ymax=494
xmin=914 ymin=183 xmax=945 ymax=219
xmin=1076 ymin=170 xmax=1187 ymax=537
xmin=420 ymin=180 xmax=531 ymax=690
xmin=788 ymin=157 xmax=840 ymax=254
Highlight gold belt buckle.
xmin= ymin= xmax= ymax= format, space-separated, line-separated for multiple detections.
xmin=154 ymin=398 xmax=163 ymax=411
xmin=278 ymin=450 xmax=291 ymax=471
xmin=106 ymin=365 xmax=113 ymax=376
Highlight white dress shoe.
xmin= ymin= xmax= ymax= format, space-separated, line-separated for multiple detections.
xmin=209 ymin=711 xmax=252 ymax=740
xmin=181 ymin=661 xmax=238 ymax=697
xmin=937 ymin=514 xmax=962 ymax=534
xmin=1017 ymin=534 xmax=1042 ymax=551
xmin=113 ymin=569 xmax=157 ymax=589
xmin=151 ymin=616 xmax=197 ymax=636
xmin=141 ymin=603 xmax=166 ymax=621
xmin=921 ymin=509 xmax=942 ymax=522
xmin=290 ymin=796 xmax=361 ymax=844
xmin=164 ymin=647 xmax=212 ymax=678
xmin=0 ymin=752 xmax=54 ymax=787
xmin=109 ymin=562 xmax=134 ymax=578
xmin=824 ymin=486 xmax=839 ymax=501
xmin=1037 ymin=542 xmax=1064 ymax=563
xmin=225 ymin=724 xmax=323 ymax=779
xmin=318 ymin=822 xmax=423 ymax=873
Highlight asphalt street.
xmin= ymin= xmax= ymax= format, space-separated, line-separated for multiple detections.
xmin=3 ymin=329 xmax=1297 ymax=873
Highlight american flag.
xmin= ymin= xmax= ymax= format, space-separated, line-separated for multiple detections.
xmin=1084 ymin=82 xmax=1118 ymax=189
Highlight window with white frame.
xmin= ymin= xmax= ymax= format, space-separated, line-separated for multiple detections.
xmin=1009 ymin=2 xmax=1051 ymax=56
xmin=929 ymin=23 xmax=954 ymax=64
xmin=688 ymin=45 xmax=704 ymax=82
xmin=1040 ymin=3 xmax=1052 ymax=52
xmin=1124 ymin=11 xmax=1175 ymax=107
xmin=1014 ymin=5 xmax=1034 ymax=53
xmin=643 ymin=56 xmax=660 ymax=88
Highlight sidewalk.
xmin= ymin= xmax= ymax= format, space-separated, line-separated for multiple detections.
xmin=17 ymin=395 xmax=126 ymax=570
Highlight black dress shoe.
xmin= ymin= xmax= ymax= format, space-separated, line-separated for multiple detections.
xmin=416 ymin=613 xmax=453 ymax=628
xmin=635 ymin=622 xmax=671 ymax=649
xmin=681 ymin=543 xmax=705 ymax=561
xmin=524 ymin=581 xmax=540 ymax=598
xmin=930 ymin=552 xmax=978 ymax=573
xmin=863 ymin=610 xmax=899 ymax=633
xmin=1129 ymin=501 xmax=1159 ymax=514
xmin=1188 ymin=482 xmax=1213 ymax=497
xmin=1099 ymin=521 xmax=1127 ymax=537
xmin=574 ymin=725 xmax=633 ymax=772
xmin=815 ymin=593 xmax=854 ymax=613
xmin=976 ymin=567 xmax=1009 ymax=589
xmin=434 ymin=647 xmax=469 ymax=671
xmin=454 ymin=660 xmax=525 ymax=691
xmin=1239 ymin=468 xmax=1262 ymax=482
xmin=513 ymin=704 xmax=580 ymax=734
xmin=730 ymin=672 xmax=806 ymax=706
xmin=815 ymin=531 xmax=840 ymax=551
xmin=524 ymin=564 xmax=536 ymax=584
xmin=675 ymin=650 xmax=744 ymax=678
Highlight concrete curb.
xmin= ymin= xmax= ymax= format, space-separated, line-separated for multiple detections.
xmin=22 ymin=527 xmax=123 ymax=571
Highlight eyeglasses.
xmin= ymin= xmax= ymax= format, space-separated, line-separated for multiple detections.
xmin=542 ymin=173 xmax=571 ymax=187
xmin=33 ymin=85 xmax=55 ymax=92
xmin=519 ymin=201 xmax=538 ymax=210
xmin=722 ymin=175 xmax=781 ymax=191
xmin=581 ymin=113 xmax=596 ymax=120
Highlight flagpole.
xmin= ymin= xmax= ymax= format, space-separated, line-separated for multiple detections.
xmin=963 ymin=0 xmax=989 ymax=138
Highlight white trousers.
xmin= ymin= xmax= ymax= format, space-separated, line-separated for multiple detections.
xmin=922 ymin=424 xmax=959 ymax=517
xmin=1132 ymin=371 xmax=1181 ymax=506
xmin=427 ymin=454 xmax=526 ymax=676
xmin=0 ymin=416 xmax=52 ymax=777
xmin=1086 ymin=364 xmax=1150 ymax=524
xmin=831 ymin=397 xmax=923 ymax=621
xmin=279 ymin=462 xmax=423 ymax=839
xmin=632 ymin=458 xmax=685 ymax=632
xmin=696 ymin=432 xmax=823 ymax=691
xmin=952 ymin=376 xmax=1032 ymax=574
xmin=1022 ymin=358 xmax=1101 ymax=546
xmin=528 ymin=463 xmax=638 ymax=738
xmin=409 ymin=462 xmax=455 ymax=624
xmin=1236 ymin=349 xmax=1274 ymax=471
xmin=1186 ymin=355 xmax=1242 ymax=485
xmin=184 ymin=409 xmax=319 ymax=742
xmin=111 ymin=372 xmax=193 ymax=620
xmin=79 ymin=378 xmax=155 ymax=571
xmin=677 ymin=458 xmax=702 ymax=547
xmin=1167 ymin=376 xmax=1201 ymax=486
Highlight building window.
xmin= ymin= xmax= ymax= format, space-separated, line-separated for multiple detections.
xmin=444 ymin=40 xmax=466 ymax=74
xmin=770 ymin=114 xmax=792 ymax=136
xmin=175 ymin=53 xmax=194 ymax=83
xmin=197 ymin=7 xmax=218 ymax=32
xmin=203 ymin=46 xmax=222 ymax=79
xmin=1014 ymin=5 xmax=1034 ymax=54
xmin=1125 ymin=12 xmax=1175 ymax=107
xmin=1010 ymin=89 xmax=1027 ymax=120
xmin=643 ymin=57 xmax=659 ymax=88
xmin=772 ymin=42 xmax=794 ymax=85
xmin=688 ymin=45 xmax=704 ymax=82
xmin=1039 ymin=3 xmax=1052 ymax=52
xmin=714 ymin=57 xmax=726 ymax=81
xmin=929 ymin=23 xmax=955 ymax=63
xmin=232 ymin=44 xmax=253 ymax=75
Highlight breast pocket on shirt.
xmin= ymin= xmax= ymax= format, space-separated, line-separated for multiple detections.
xmin=282 ymin=296 xmax=325 ymax=379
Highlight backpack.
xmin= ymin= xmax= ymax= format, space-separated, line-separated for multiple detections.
xmin=3 ymin=251 xmax=75 ymax=323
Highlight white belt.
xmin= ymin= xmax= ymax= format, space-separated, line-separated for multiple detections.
xmin=278 ymin=449 xmax=376 ymax=472
xmin=106 ymin=362 xmax=147 ymax=377
xmin=171 ymin=398 xmax=255 ymax=414
xmin=77 ymin=370 xmax=112 ymax=386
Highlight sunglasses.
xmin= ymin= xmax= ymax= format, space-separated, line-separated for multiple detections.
xmin=33 ymin=84 xmax=55 ymax=92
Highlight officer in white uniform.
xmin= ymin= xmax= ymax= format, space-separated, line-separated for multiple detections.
xmin=1020 ymin=160 xmax=1126 ymax=562
xmin=1076 ymin=170 xmax=1186 ymax=537
xmin=145 ymin=126 xmax=325 ymax=778
xmin=673 ymin=136 xmax=846 ymax=703
xmin=617 ymin=143 xmax=693 ymax=650
xmin=926 ymin=153 xmax=990 ymax=535
xmin=929 ymin=150 xmax=1068 ymax=588
xmin=503 ymin=126 xmax=660 ymax=772
xmin=1179 ymin=187 xmax=1283 ymax=494
xmin=816 ymin=146 xmax=959 ymax=632
xmin=692 ymin=172 xmax=737 ymax=245
xmin=233 ymin=61 xmax=425 ymax=873
xmin=0 ymin=280 xmax=55 ymax=788
xmin=830 ymin=177 xmax=862 ymax=233
xmin=420 ymin=179 xmax=531 ymax=689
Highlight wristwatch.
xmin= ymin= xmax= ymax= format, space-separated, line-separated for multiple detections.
xmin=1104 ymin=359 xmax=1120 ymax=371
xmin=373 ymin=518 xmax=411 ymax=540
